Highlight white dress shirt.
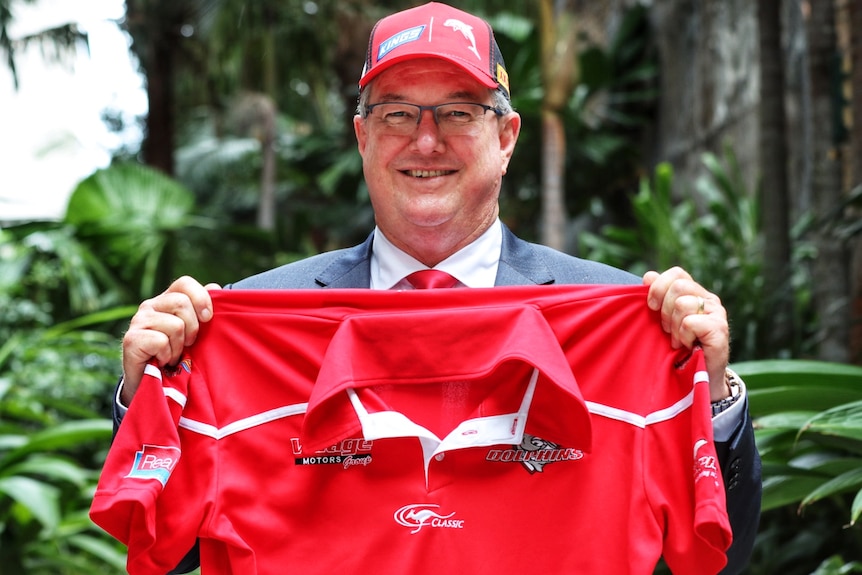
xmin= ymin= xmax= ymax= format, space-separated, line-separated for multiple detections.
xmin=370 ymin=219 xmax=502 ymax=290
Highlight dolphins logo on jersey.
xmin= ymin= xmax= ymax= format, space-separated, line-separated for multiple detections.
xmin=518 ymin=434 xmax=561 ymax=473
xmin=444 ymin=18 xmax=481 ymax=60
xmin=485 ymin=433 xmax=584 ymax=473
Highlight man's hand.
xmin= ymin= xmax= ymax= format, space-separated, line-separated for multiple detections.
xmin=120 ymin=276 xmax=221 ymax=406
xmin=643 ymin=267 xmax=731 ymax=402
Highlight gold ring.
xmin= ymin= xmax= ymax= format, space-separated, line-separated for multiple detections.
xmin=696 ymin=296 xmax=705 ymax=315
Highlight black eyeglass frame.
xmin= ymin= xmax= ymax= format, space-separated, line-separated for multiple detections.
xmin=363 ymin=102 xmax=505 ymax=125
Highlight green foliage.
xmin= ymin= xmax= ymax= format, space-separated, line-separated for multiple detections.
xmin=0 ymin=413 xmax=124 ymax=573
xmin=173 ymin=111 xmax=373 ymax=284
xmin=1 ymin=223 xmax=128 ymax=317
xmin=568 ymin=2 xmax=657 ymax=169
xmin=1 ymin=215 xmax=136 ymax=573
xmin=811 ymin=556 xmax=862 ymax=574
xmin=736 ymin=360 xmax=862 ymax=573
xmin=66 ymin=163 xmax=208 ymax=299
xmin=580 ymin=148 xmax=813 ymax=361
xmin=0 ymin=324 xmax=127 ymax=574
xmin=500 ymin=2 xmax=658 ymax=237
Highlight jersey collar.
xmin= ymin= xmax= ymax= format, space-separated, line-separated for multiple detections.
xmin=300 ymin=303 xmax=592 ymax=467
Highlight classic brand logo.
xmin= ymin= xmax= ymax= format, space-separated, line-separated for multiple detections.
xmin=394 ymin=504 xmax=464 ymax=534
xmin=127 ymin=444 xmax=181 ymax=486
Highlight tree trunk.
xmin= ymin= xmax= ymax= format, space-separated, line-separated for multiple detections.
xmin=258 ymin=12 xmax=278 ymax=232
xmin=806 ymin=0 xmax=850 ymax=362
xmin=258 ymin=99 xmax=277 ymax=232
xmin=849 ymin=0 xmax=862 ymax=365
xmin=541 ymin=110 xmax=567 ymax=251
xmin=757 ymin=0 xmax=794 ymax=351
xmin=125 ymin=0 xmax=178 ymax=176
xmin=539 ymin=0 xmax=580 ymax=252
xmin=144 ymin=39 xmax=176 ymax=176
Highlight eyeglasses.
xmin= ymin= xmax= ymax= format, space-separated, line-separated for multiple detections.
xmin=364 ymin=102 xmax=504 ymax=136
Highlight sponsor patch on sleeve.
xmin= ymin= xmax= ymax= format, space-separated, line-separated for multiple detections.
xmin=126 ymin=444 xmax=181 ymax=486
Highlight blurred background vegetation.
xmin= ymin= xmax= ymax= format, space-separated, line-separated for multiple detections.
xmin=1 ymin=0 xmax=862 ymax=573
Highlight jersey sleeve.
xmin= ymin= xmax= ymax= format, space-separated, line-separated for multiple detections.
xmin=647 ymin=350 xmax=733 ymax=575
xmin=90 ymin=359 xmax=211 ymax=575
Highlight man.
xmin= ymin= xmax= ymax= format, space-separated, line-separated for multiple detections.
xmin=112 ymin=2 xmax=760 ymax=573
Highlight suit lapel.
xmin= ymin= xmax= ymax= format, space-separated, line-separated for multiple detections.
xmin=494 ymin=225 xmax=555 ymax=286
xmin=315 ymin=233 xmax=374 ymax=288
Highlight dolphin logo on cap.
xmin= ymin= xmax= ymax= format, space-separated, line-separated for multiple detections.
xmin=444 ymin=18 xmax=481 ymax=60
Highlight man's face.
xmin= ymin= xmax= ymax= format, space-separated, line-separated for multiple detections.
xmin=354 ymin=58 xmax=520 ymax=260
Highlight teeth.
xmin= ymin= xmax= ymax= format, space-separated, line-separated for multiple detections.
xmin=406 ymin=170 xmax=451 ymax=178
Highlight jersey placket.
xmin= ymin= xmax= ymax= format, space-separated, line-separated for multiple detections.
xmin=345 ymin=368 xmax=539 ymax=488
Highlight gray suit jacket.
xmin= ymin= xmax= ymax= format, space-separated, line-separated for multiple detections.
xmin=145 ymin=225 xmax=759 ymax=574
xmin=231 ymin=224 xmax=638 ymax=290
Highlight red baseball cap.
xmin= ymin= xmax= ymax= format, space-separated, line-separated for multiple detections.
xmin=359 ymin=2 xmax=511 ymax=99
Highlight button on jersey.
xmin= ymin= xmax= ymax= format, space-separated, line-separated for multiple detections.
xmin=90 ymin=285 xmax=731 ymax=575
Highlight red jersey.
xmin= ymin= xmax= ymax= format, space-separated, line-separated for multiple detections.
xmin=90 ymin=285 xmax=731 ymax=574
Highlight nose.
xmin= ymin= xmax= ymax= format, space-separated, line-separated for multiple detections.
xmin=411 ymin=109 xmax=444 ymax=153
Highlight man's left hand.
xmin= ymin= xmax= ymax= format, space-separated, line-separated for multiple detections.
xmin=643 ymin=267 xmax=731 ymax=402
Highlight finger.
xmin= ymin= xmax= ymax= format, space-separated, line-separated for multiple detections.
xmin=642 ymin=270 xmax=660 ymax=288
xmin=125 ymin=296 xmax=196 ymax=364
xmin=671 ymin=294 xmax=712 ymax=349
xmin=122 ymin=326 xmax=172 ymax=374
xmin=644 ymin=266 xmax=692 ymax=311
xmin=656 ymin=278 xmax=702 ymax=339
xmin=137 ymin=291 xmax=205 ymax=348
xmin=681 ymin=307 xmax=730 ymax=400
xmin=166 ymin=276 xmax=216 ymax=323
xmin=121 ymin=324 xmax=175 ymax=403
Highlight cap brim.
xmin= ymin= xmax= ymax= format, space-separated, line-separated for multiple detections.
xmin=358 ymin=52 xmax=500 ymax=92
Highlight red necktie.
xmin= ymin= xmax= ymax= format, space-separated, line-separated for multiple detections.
xmin=405 ymin=269 xmax=459 ymax=289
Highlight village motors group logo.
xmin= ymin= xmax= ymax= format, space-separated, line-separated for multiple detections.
xmin=394 ymin=504 xmax=465 ymax=534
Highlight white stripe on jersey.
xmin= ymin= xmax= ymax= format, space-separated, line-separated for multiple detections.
xmin=163 ymin=387 xmax=187 ymax=408
xmin=585 ymin=370 xmax=708 ymax=429
xmin=144 ymin=363 xmax=162 ymax=380
xmin=178 ymin=403 xmax=308 ymax=440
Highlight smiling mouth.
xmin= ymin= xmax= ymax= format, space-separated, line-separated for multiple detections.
xmin=403 ymin=169 xmax=455 ymax=178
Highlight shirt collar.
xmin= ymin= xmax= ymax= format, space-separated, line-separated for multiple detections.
xmin=370 ymin=219 xmax=502 ymax=290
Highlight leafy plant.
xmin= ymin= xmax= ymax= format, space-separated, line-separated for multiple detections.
xmin=735 ymin=359 xmax=862 ymax=574
xmin=0 ymin=318 xmax=128 ymax=573
xmin=65 ymin=163 xmax=210 ymax=299
xmin=1 ymin=218 xmax=135 ymax=573
xmin=0 ymin=416 xmax=123 ymax=574
xmin=580 ymin=148 xmax=813 ymax=362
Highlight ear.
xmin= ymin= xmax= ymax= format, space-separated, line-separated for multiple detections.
xmin=498 ymin=112 xmax=521 ymax=174
xmin=354 ymin=114 xmax=368 ymax=156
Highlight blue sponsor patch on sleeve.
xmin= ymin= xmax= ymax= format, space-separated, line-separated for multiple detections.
xmin=126 ymin=444 xmax=181 ymax=487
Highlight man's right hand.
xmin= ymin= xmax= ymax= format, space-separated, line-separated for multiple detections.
xmin=120 ymin=276 xmax=221 ymax=406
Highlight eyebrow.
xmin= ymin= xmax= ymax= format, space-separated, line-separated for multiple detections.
xmin=373 ymin=90 xmax=482 ymax=102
